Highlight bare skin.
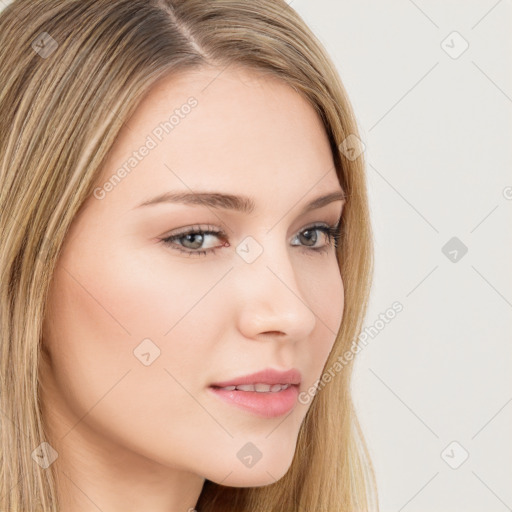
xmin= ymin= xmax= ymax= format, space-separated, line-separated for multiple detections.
xmin=40 ymin=65 xmax=345 ymax=512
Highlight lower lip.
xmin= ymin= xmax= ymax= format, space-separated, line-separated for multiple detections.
xmin=207 ymin=385 xmax=300 ymax=418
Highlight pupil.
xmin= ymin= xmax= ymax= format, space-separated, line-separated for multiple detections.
xmin=184 ymin=233 xmax=203 ymax=249
xmin=300 ymin=229 xmax=316 ymax=246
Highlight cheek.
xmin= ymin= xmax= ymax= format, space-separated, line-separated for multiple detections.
xmin=327 ymin=265 xmax=344 ymax=333
xmin=310 ymin=258 xmax=344 ymax=335
xmin=42 ymin=242 xmax=233 ymax=467
xmin=306 ymin=260 xmax=344 ymax=373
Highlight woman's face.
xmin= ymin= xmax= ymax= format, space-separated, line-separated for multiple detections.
xmin=41 ymin=65 xmax=345 ymax=494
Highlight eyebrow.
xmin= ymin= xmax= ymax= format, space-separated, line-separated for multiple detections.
xmin=134 ymin=189 xmax=346 ymax=215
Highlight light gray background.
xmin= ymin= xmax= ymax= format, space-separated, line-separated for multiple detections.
xmin=291 ymin=1 xmax=512 ymax=511
xmin=1 ymin=1 xmax=510 ymax=511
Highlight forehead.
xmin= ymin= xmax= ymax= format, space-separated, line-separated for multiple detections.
xmin=93 ymin=65 xmax=340 ymax=212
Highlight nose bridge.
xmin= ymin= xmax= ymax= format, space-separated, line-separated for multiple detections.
xmin=233 ymin=232 xmax=317 ymax=339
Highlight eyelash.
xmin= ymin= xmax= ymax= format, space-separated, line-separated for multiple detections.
xmin=160 ymin=222 xmax=342 ymax=258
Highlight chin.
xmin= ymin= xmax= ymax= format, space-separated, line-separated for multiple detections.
xmin=205 ymin=454 xmax=294 ymax=488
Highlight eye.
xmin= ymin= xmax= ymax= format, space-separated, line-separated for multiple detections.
xmin=291 ymin=223 xmax=342 ymax=255
xmin=160 ymin=221 xmax=342 ymax=257
xmin=161 ymin=224 xmax=228 ymax=257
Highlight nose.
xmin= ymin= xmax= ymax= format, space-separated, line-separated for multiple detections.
xmin=233 ymin=235 xmax=317 ymax=342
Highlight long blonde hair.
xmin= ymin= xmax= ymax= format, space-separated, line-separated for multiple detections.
xmin=0 ymin=0 xmax=378 ymax=510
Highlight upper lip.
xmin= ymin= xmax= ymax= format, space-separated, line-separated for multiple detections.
xmin=210 ymin=368 xmax=302 ymax=388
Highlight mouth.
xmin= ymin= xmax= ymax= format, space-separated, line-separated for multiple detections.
xmin=209 ymin=383 xmax=293 ymax=392
xmin=209 ymin=367 xmax=302 ymax=389
xmin=207 ymin=383 xmax=300 ymax=418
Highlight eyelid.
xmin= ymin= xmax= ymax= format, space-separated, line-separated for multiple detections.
xmin=162 ymin=223 xmax=224 ymax=238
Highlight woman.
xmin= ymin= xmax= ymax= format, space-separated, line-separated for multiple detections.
xmin=0 ymin=1 xmax=378 ymax=510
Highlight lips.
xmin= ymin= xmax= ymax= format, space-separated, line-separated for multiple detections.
xmin=208 ymin=368 xmax=303 ymax=417
xmin=209 ymin=367 xmax=302 ymax=389
xmin=208 ymin=382 xmax=300 ymax=418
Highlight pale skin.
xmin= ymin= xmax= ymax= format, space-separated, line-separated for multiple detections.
xmin=40 ymin=65 xmax=345 ymax=512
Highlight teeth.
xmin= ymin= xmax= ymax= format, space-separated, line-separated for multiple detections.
xmin=270 ymin=384 xmax=290 ymax=392
xmin=217 ymin=383 xmax=291 ymax=392
xmin=235 ymin=384 xmax=257 ymax=392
